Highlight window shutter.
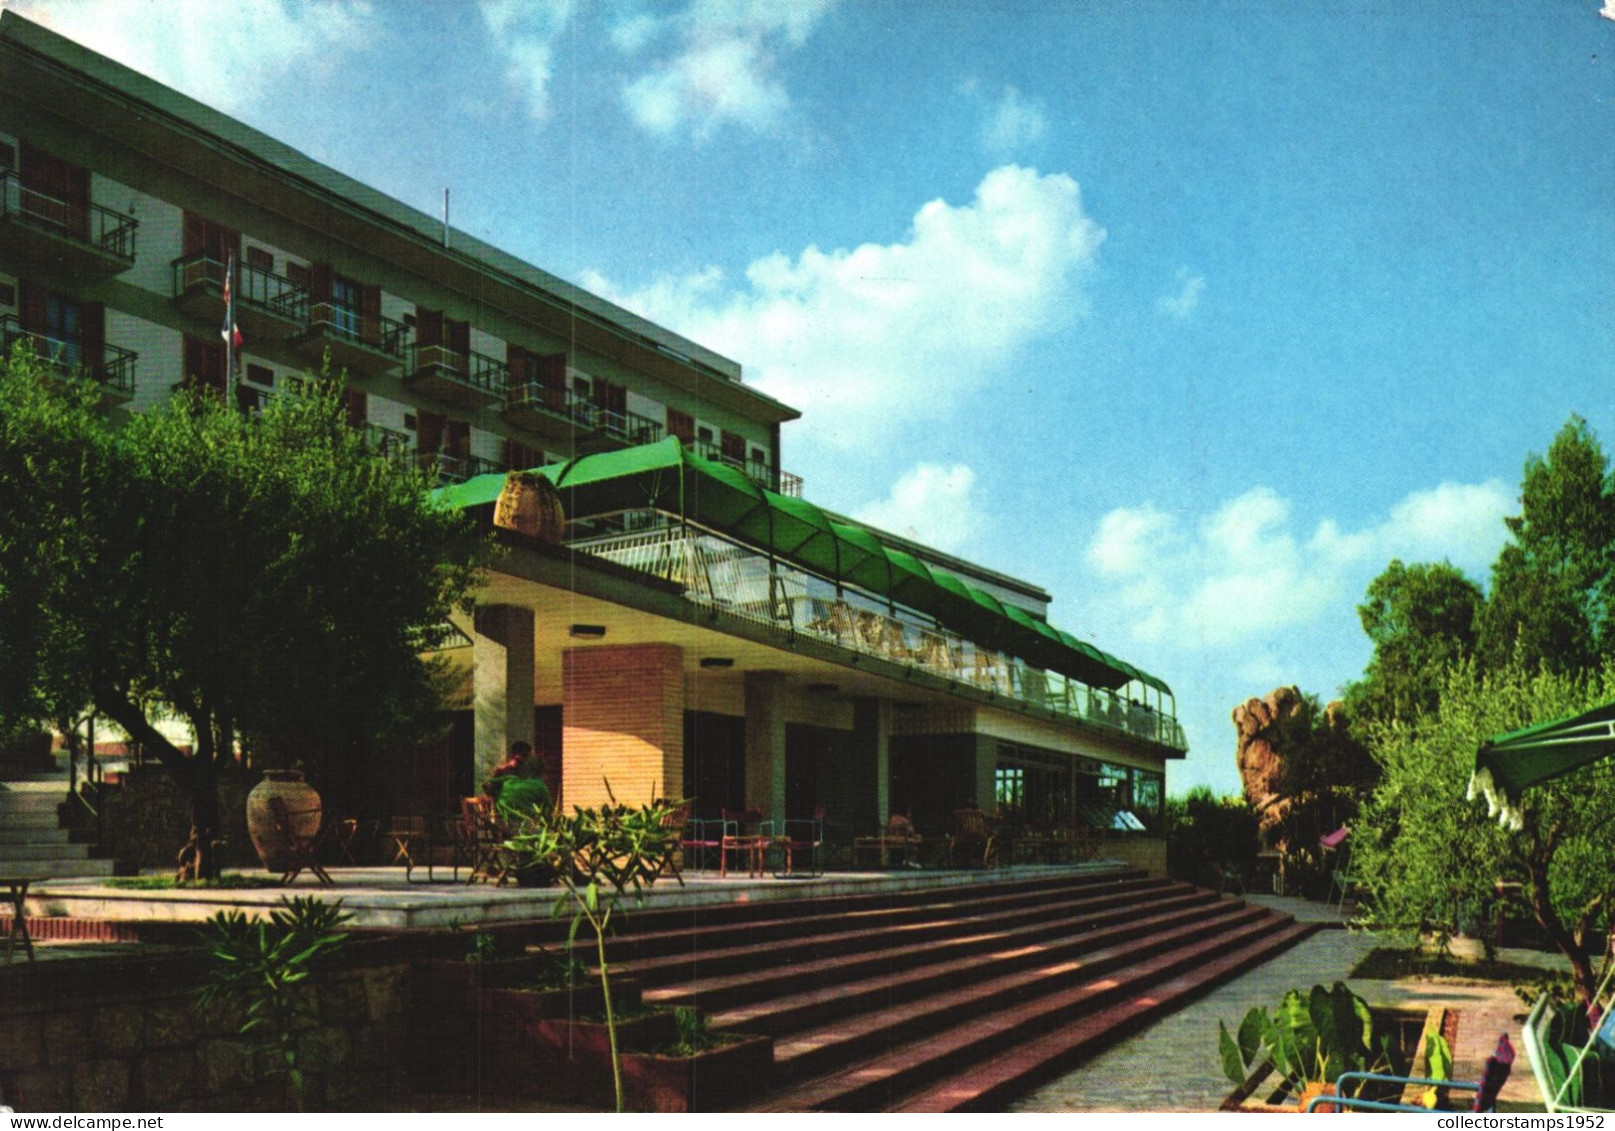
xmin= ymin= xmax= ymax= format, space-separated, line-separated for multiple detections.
xmin=721 ymin=430 xmax=745 ymax=462
xmin=81 ymin=302 xmax=105 ymax=372
xmin=505 ymin=342 xmax=527 ymax=393
xmin=343 ymin=388 xmax=368 ymax=429
xmin=415 ymin=307 xmax=443 ymax=348
xmin=666 ymin=408 xmax=695 ymax=444
xmin=446 ymin=421 xmax=470 ymax=458
xmin=418 ymin=411 xmax=445 ymax=453
xmin=182 ymin=212 xmax=207 ymax=258
xmin=309 ymin=263 xmax=332 ymax=304
xmin=360 ymin=284 xmax=382 ymax=345
xmin=446 ymin=318 xmax=469 ymax=353
xmin=18 ymin=279 xmax=45 ymax=333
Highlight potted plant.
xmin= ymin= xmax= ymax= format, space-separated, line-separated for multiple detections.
xmin=1218 ymin=982 xmax=1402 ymax=1112
xmin=620 ymin=1007 xmax=773 ymax=1113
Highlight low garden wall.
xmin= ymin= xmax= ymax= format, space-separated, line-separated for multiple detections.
xmin=0 ymin=938 xmax=415 ymax=1111
xmin=1099 ymin=835 xmax=1167 ymax=875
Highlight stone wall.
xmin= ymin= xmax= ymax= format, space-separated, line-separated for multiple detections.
xmin=0 ymin=942 xmax=411 ymax=1112
xmin=1099 ymin=835 xmax=1167 ymax=875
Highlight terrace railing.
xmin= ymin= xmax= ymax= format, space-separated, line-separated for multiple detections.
xmin=0 ymin=170 xmax=138 ymax=263
xmin=571 ymin=522 xmax=1183 ymax=749
xmin=403 ymin=342 xmax=509 ymax=399
xmin=692 ymin=440 xmax=803 ymax=497
xmin=1 ymin=315 xmax=137 ymax=398
xmin=417 ymin=449 xmax=500 ymax=484
xmin=284 ymin=293 xmax=411 ymax=358
xmin=505 ymin=381 xmax=665 ymax=446
xmin=170 ymin=254 xmax=305 ymax=320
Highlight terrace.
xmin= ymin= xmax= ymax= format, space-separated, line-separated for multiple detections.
xmin=0 ymin=315 xmax=135 ymax=404
xmin=169 ymin=253 xmax=305 ymax=342
xmin=0 ymin=169 xmax=137 ymax=278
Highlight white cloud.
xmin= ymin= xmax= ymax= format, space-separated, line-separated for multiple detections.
xmin=2 ymin=0 xmax=374 ymax=117
xmin=980 ymin=84 xmax=1047 ymax=154
xmin=479 ymin=0 xmax=576 ymax=123
xmin=854 ymin=463 xmax=982 ymax=553
xmin=1156 ymin=267 xmax=1206 ymax=318
xmin=616 ymin=0 xmax=836 ymax=139
xmin=582 ymin=165 xmax=1105 ymax=450
xmin=1602 ymin=1 xmax=1615 ymax=21
xmin=1086 ymin=479 xmax=1511 ymax=649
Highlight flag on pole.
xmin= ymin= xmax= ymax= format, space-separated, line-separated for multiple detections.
xmin=220 ymin=255 xmax=243 ymax=370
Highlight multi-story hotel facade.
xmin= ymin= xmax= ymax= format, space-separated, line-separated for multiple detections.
xmin=0 ymin=11 xmax=1184 ymax=850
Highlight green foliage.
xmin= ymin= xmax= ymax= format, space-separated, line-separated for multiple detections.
xmin=1477 ymin=416 xmax=1615 ymax=675
xmin=1345 ymin=560 xmax=1484 ymax=727
xmin=503 ymin=790 xmax=686 ymax=1112
xmin=446 ymin=917 xmax=501 ymax=964
xmin=1218 ymin=982 xmax=1392 ymax=1092
xmin=0 ymin=347 xmax=484 ymax=878
xmin=528 ymin=947 xmax=589 ymax=991
xmin=1164 ymin=787 xmax=1259 ymax=882
xmin=1353 ymin=660 xmax=1615 ymax=1004
xmin=194 ymin=897 xmax=352 ymax=1110
xmin=658 ymin=1007 xmax=729 ymax=1057
xmin=495 ymin=777 xmax=553 ymax=825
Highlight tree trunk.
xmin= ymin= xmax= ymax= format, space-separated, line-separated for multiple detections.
xmin=1528 ymin=854 xmax=1597 ymax=1005
xmin=175 ymin=759 xmax=223 ymax=883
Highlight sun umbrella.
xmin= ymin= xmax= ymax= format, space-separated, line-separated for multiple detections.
xmin=1468 ymin=699 xmax=1615 ymax=831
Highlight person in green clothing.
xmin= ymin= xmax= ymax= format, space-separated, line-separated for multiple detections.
xmin=485 ymin=740 xmax=553 ymax=825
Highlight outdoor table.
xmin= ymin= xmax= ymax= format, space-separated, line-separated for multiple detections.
xmin=3 ymin=877 xmax=35 ymax=962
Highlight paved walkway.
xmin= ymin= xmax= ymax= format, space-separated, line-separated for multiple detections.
xmin=1013 ymin=903 xmax=1559 ymax=1113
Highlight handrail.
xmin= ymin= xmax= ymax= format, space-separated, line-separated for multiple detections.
xmin=404 ymin=342 xmax=509 ymax=397
xmin=505 ymin=381 xmax=665 ymax=446
xmin=170 ymin=253 xmax=306 ymax=319
xmin=284 ymin=293 xmax=411 ymax=357
xmin=1 ymin=315 xmax=137 ymax=396
xmin=0 ymin=169 xmax=138 ymax=261
xmin=570 ymin=519 xmax=1185 ymax=749
xmin=692 ymin=439 xmax=801 ymax=496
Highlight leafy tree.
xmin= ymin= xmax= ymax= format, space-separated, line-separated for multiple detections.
xmin=0 ymin=348 xmax=482 ymax=879
xmin=1477 ymin=416 xmax=1615 ymax=675
xmin=1344 ymin=560 xmax=1484 ymax=727
xmin=1352 ymin=660 xmax=1615 ymax=1006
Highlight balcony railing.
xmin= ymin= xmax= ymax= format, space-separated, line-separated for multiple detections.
xmin=0 ymin=170 xmax=138 ymax=264
xmin=361 ymin=422 xmax=413 ymax=460
xmin=1 ymin=315 xmax=136 ymax=399
xmin=505 ymin=381 xmax=665 ymax=446
xmin=417 ymin=449 xmax=500 ymax=484
xmin=170 ymin=254 xmax=305 ymax=322
xmin=570 ymin=521 xmax=1185 ymax=750
xmin=403 ymin=343 xmax=508 ymax=402
xmin=284 ymin=294 xmax=410 ymax=358
xmin=693 ymin=440 xmax=802 ymax=497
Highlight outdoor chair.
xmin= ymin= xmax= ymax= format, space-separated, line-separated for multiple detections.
xmin=1523 ymin=954 xmax=1615 ymax=1114
xmin=1305 ymin=1032 xmax=1516 ymax=1112
xmin=270 ymin=796 xmax=332 ymax=886
xmin=718 ymin=808 xmax=767 ymax=878
xmin=854 ymin=812 xmax=923 ymax=869
xmin=763 ymin=806 xmax=825 ymax=879
xmin=388 ymin=814 xmax=428 ymax=881
xmin=460 ymin=796 xmax=513 ymax=885
xmin=1329 ymin=841 xmax=1364 ymax=913
xmin=947 ymin=807 xmax=996 ymax=868
xmin=653 ymin=800 xmax=692 ymax=884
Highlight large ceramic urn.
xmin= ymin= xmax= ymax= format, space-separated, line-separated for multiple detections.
xmin=246 ymin=769 xmax=322 ymax=872
xmin=493 ymin=471 xmax=565 ymax=542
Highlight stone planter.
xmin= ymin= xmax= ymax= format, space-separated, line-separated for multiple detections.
xmin=1221 ymin=1005 xmax=1457 ymax=1112
xmin=245 ymin=769 xmax=320 ymax=872
xmin=620 ymin=1032 xmax=774 ymax=1112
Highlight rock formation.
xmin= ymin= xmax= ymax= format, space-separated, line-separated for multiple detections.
xmin=1232 ymin=685 xmax=1304 ymax=838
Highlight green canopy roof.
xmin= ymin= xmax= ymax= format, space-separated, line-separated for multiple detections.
xmin=1469 ymin=699 xmax=1615 ymax=832
xmin=437 ymin=438 xmax=1171 ymax=694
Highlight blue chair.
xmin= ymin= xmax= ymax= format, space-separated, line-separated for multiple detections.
xmin=1305 ymin=1033 xmax=1515 ymax=1112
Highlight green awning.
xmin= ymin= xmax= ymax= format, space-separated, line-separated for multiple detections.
xmin=432 ymin=438 xmax=1171 ymax=692
xmin=1469 ymin=699 xmax=1615 ymax=831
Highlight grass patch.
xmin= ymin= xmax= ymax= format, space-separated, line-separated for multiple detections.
xmin=1351 ymin=947 xmax=1560 ymax=983
xmin=107 ymin=873 xmax=285 ymax=890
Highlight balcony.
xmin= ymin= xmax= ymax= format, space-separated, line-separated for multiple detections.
xmin=402 ymin=343 xmax=508 ymax=411
xmin=503 ymin=381 xmax=665 ymax=449
xmin=1 ymin=315 xmax=136 ymax=404
xmin=171 ymin=254 xmax=305 ymax=342
xmin=284 ymin=294 xmax=409 ymax=378
xmin=693 ymin=439 xmax=803 ymax=497
xmin=0 ymin=170 xmax=137 ymax=279
xmin=417 ymin=449 xmax=500 ymax=485
xmin=360 ymin=422 xmax=413 ymax=461
xmin=571 ymin=521 xmax=1186 ymax=752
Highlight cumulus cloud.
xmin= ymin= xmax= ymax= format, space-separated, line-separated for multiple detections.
xmin=980 ymin=84 xmax=1047 ymax=155
xmin=479 ymin=0 xmax=576 ymax=123
xmin=1603 ymin=1 xmax=1615 ymax=21
xmin=1086 ymin=479 xmax=1512 ymax=648
xmin=854 ymin=463 xmax=982 ymax=553
xmin=2 ymin=0 xmax=374 ymax=117
xmin=616 ymin=0 xmax=836 ymax=139
xmin=1156 ymin=267 xmax=1206 ymax=318
xmin=582 ymin=164 xmax=1105 ymax=450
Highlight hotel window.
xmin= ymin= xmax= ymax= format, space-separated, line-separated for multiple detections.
xmin=342 ymin=387 xmax=367 ymax=429
xmin=246 ymin=246 xmax=273 ymax=273
xmin=286 ymin=261 xmax=310 ymax=290
xmin=245 ymin=363 xmax=273 ymax=388
xmin=19 ymin=144 xmax=90 ymax=241
xmin=666 ymin=408 xmax=695 ymax=444
xmin=720 ymin=430 xmax=746 ymax=464
xmin=330 ymin=275 xmax=361 ymax=338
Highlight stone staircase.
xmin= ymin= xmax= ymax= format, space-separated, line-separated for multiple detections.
xmin=0 ymin=767 xmax=116 ymax=880
xmin=595 ymin=866 xmax=1316 ymax=1112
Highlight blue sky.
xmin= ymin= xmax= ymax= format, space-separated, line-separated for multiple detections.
xmin=12 ymin=0 xmax=1613 ymax=796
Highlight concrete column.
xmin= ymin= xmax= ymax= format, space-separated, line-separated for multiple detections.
xmin=851 ymin=697 xmax=892 ymax=830
xmin=563 ymin=644 xmax=684 ymax=810
xmin=972 ymin=733 xmax=998 ymax=814
xmin=471 ymin=604 xmax=535 ymax=788
xmin=744 ymin=671 xmax=787 ymax=819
